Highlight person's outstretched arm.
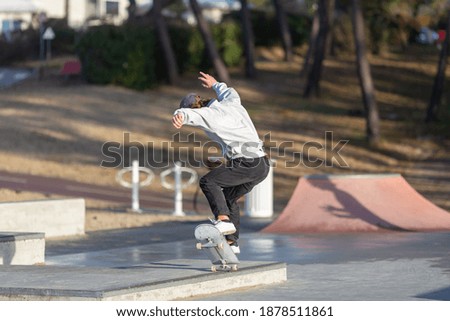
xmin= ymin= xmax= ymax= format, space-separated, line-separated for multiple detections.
xmin=198 ymin=71 xmax=240 ymax=103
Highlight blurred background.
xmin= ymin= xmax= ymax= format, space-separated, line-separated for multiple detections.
xmin=0 ymin=0 xmax=448 ymax=230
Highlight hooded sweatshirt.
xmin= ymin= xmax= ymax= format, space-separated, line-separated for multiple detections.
xmin=174 ymin=82 xmax=265 ymax=160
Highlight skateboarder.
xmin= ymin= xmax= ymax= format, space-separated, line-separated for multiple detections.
xmin=172 ymin=72 xmax=270 ymax=254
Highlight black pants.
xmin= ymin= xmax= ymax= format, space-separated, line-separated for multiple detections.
xmin=199 ymin=156 xmax=270 ymax=242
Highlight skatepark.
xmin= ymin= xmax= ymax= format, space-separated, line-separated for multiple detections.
xmin=0 ymin=45 xmax=449 ymax=306
xmin=0 ymin=172 xmax=450 ymax=301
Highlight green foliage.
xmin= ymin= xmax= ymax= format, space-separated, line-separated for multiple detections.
xmin=248 ymin=0 xmax=271 ymax=9
xmin=116 ymin=41 xmax=156 ymax=90
xmin=228 ymin=9 xmax=310 ymax=47
xmin=77 ymin=25 xmax=156 ymax=90
xmin=77 ymin=21 xmax=243 ymax=89
xmin=287 ymin=14 xmax=310 ymax=46
xmin=171 ymin=21 xmax=242 ymax=71
xmin=360 ymin=0 xmax=449 ymax=53
xmin=46 ymin=19 xmax=77 ymax=54
xmin=187 ymin=27 xmax=207 ymax=68
xmin=0 ymin=29 xmax=38 ymax=65
xmin=75 ymin=11 xmax=311 ymax=90
xmin=0 ymin=18 xmax=76 ymax=65
xmin=250 ymin=10 xmax=280 ymax=46
xmin=212 ymin=21 xmax=243 ymax=66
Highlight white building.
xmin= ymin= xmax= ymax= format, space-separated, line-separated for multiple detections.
xmin=0 ymin=0 xmax=130 ymax=37
xmin=67 ymin=0 xmax=129 ymax=28
xmin=1 ymin=0 xmax=303 ymax=36
xmin=136 ymin=0 xmax=241 ymax=25
xmin=0 ymin=0 xmax=38 ymax=39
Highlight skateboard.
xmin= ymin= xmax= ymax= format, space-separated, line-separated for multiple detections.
xmin=194 ymin=224 xmax=239 ymax=272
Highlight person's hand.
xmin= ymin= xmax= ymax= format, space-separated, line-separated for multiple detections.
xmin=198 ymin=71 xmax=217 ymax=89
xmin=172 ymin=112 xmax=184 ymax=129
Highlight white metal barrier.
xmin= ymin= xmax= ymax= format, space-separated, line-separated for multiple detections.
xmin=116 ymin=160 xmax=155 ymax=212
xmin=160 ymin=162 xmax=198 ymax=216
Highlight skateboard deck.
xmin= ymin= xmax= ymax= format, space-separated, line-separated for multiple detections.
xmin=194 ymin=224 xmax=240 ymax=272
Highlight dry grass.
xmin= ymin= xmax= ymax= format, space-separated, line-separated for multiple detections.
xmin=1 ymin=46 xmax=449 ymax=230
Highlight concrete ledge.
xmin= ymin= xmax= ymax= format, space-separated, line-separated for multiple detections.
xmin=0 ymin=233 xmax=45 ymax=265
xmin=0 ymin=198 xmax=85 ymax=237
xmin=0 ymin=260 xmax=287 ymax=300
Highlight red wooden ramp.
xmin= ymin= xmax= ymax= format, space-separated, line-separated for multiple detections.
xmin=262 ymin=174 xmax=450 ymax=233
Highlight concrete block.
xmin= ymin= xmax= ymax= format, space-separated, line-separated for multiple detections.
xmin=0 ymin=260 xmax=287 ymax=300
xmin=0 ymin=198 xmax=85 ymax=237
xmin=0 ymin=233 xmax=45 ymax=265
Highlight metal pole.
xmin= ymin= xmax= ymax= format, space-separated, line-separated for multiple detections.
xmin=46 ymin=40 xmax=52 ymax=61
xmin=39 ymin=27 xmax=44 ymax=61
xmin=39 ymin=22 xmax=44 ymax=79
xmin=131 ymin=160 xmax=140 ymax=212
xmin=173 ymin=161 xmax=185 ymax=216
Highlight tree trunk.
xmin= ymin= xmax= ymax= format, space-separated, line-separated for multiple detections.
xmin=351 ymin=0 xmax=380 ymax=144
xmin=303 ymin=0 xmax=328 ymax=98
xmin=127 ymin=0 xmax=136 ymax=22
xmin=273 ymin=0 xmax=293 ymax=62
xmin=426 ymin=9 xmax=450 ymax=122
xmin=64 ymin=0 xmax=69 ymax=25
xmin=240 ymin=0 xmax=256 ymax=78
xmin=325 ymin=0 xmax=335 ymax=56
xmin=189 ymin=0 xmax=230 ymax=83
xmin=152 ymin=0 xmax=179 ymax=85
xmin=300 ymin=8 xmax=320 ymax=78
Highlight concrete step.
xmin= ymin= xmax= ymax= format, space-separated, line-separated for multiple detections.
xmin=0 ymin=259 xmax=286 ymax=300
xmin=0 ymin=198 xmax=85 ymax=238
xmin=0 ymin=233 xmax=45 ymax=265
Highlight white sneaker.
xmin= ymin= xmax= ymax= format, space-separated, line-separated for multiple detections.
xmin=209 ymin=218 xmax=236 ymax=235
xmin=230 ymin=243 xmax=240 ymax=254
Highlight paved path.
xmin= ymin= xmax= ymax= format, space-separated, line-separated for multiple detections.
xmin=0 ymin=68 xmax=33 ymax=88
xmin=44 ymin=218 xmax=450 ymax=301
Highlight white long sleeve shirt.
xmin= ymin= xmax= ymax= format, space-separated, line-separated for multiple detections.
xmin=174 ymin=82 xmax=265 ymax=160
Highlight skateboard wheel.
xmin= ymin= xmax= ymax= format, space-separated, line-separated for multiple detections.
xmin=211 ymin=266 xmax=217 ymax=272
xmin=231 ymin=265 xmax=238 ymax=271
xmin=196 ymin=242 xmax=202 ymax=250
xmin=218 ymin=243 xmax=224 ymax=250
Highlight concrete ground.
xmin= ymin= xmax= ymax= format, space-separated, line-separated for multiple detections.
xmin=43 ymin=216 xmax=450 ymax=301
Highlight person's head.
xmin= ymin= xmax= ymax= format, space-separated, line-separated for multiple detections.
xmin=179 ymin=93 xmax=212 ymax=109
